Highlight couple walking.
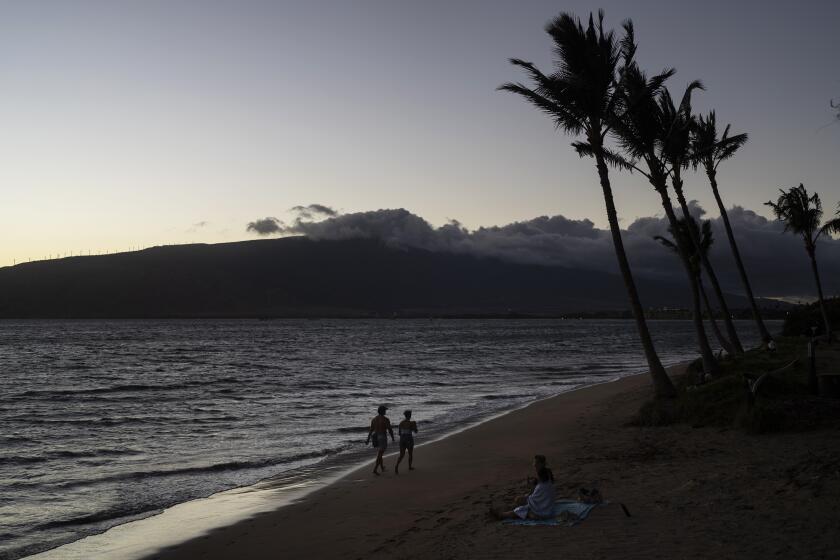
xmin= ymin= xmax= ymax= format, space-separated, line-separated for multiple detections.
xmin=364 ymin=405 xmax=417 ymax=475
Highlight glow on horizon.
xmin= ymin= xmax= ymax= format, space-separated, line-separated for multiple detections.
xmin=1 ymin=0 xmax=839 ymax=267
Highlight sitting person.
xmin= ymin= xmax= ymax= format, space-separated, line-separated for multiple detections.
xmin=494 ymin=466 xmax=556 ymax=520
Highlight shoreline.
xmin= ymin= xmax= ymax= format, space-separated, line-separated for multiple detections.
xmin=23 ymin=363 xmax=675 ymax=560
xmin=138 ymin=354 xmax=840 ymax=560
xmin=142 ymin=365 xmax=678 ymax=560
xmin=25 ymin=343 xmax=838 ymax=560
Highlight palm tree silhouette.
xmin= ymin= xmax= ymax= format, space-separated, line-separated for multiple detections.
xmin=655 ymin=218 xmax=735 ymax=360
xmin=692 ymin=112 xmax=774 ymax=347
xmin=766 ymin=184 xmax=840 ymax=341
xmin=499 ymin=11 xmax=676 ymax=396
xmin=660 ymin=91 xmax=744 ymax=355
xmin=609 ymin=63 xmax=721 ymax=378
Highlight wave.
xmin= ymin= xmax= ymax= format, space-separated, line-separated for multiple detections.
xmin=16 ymin=416 xmax=161 ymax=427
xmin=422 ymin=399 xmax=451 ymax=405
xmin=480 ymin=393 xmax=533 ymax=400
xmin=14 ymin=384 xmax=194 ymax=398
xmin=0 ymin=447 xmax=142 ymax=467
xmin=33 ymin=504 xmax=161 ymax=531
xmin=51 ymin=447 xmax=348 ymax=490
xmin=336 ymin=426 xmax=368 ymax=433
xmin=10 ymin=377 xmax=255 ymax=401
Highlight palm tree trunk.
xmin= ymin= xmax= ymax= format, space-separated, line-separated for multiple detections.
xmin=672 ymin=177 xmax=744 ymax=354
xmin=699 ymin=275 xmax=735 ymax=355
xmin=656 ymin=185 xmax=720 ymax=379
xmin=594 ymin=153 xmax=675 ymax=397
xmin=808 ymin=248 xmax=833 ymax=342
xmin=707 ymin=169 xmax=774 ymax=345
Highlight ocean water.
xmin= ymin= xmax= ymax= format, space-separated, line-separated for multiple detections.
xmin=0 ymin=319 xmax=778 ymax=559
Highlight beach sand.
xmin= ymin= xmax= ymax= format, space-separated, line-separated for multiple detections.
xmin=146 ymin=365 xmax=840 ymax=560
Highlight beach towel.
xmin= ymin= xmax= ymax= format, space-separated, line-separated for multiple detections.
xmin=502 ymin=499 xmax=605 ymax=527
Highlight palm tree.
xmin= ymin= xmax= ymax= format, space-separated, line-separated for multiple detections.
xmin=609 ymin=64 xmax=721 ymax=378
xmin=655 ymin=218 xmax=736 ymax=359
xmin=660 ymin=93 xmax=744 ymax=354
xmin=499 ymin=11 xmax=676 ymax=396
xmin=766 ymin=184 xmax=840 ymax=341
xmin=692 ymin=112 xmax=774 ymax=346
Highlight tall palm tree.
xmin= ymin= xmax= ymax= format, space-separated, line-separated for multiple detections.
xmin=499 ymin=11 xmax=676 ymax=396
xmin=660 ymin=92 xmax=744 ymax=354
xmin=766 ymin=184 xmax=840 ymax=341
xmin=692 ymin=112 xmax=774 ymax=346
xmin=655 ymin=218 xmax=736 ymax=359
xmin=609 ymin=64 xmax=721 ymax=378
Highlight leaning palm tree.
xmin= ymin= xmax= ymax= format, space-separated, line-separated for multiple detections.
xmin=766 ymin=184 xmax=840 ymax=341
xmin=692 ymin=112 xmax=774 ymax=346
xmin=655 ymin=218 xmax=736 ymax=359
xmin=609 ymin=64 xmax=721 ymax=378
xmin=660 ymin=92 xmax=744 ymax=354
xmin=499 ymin=11 xmax=676 ymax=396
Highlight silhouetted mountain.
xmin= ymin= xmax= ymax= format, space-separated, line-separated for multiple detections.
xmin=0 ymin=237 xmax=786 ymax=318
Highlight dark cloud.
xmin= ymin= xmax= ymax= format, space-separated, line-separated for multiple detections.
xmin=290 ymin=204 xmax=339 ymax=220
xmin=246 ymin=217 xmax=283 ymax=235
xmin=705 ymin=205 xmax=840 ymax=300
xmin=248 ymin=203 xmax=840 ymax=299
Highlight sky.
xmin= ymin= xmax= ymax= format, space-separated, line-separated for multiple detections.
xmin=1 ymin=0 xmax=839 ymax=268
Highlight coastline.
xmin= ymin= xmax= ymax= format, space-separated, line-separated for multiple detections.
xmin=26 ymin=349 xmax=840 ymax=560
xmin=141 ymin=366 xmax=674 ymax=560
xmin=24 ymin=363 xmax=665 ymax=560
xmin=140 ymin=356 xmax=840 ymax=560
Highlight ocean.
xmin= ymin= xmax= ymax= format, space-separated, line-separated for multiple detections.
xmin=0 ymin=318 xmax=777 ymax=559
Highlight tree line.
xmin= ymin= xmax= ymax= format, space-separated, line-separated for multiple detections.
xmin=500 ymin=11 xmax=840 ymax=396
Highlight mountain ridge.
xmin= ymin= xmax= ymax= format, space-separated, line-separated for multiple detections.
xmin=0 ymin=236 xmax=786 ymax=318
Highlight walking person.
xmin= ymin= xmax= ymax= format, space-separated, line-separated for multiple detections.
xmin=365 ymin=405 xmax=394 ymax=475
xmin=395 ymin=410 xmax=418 ymax=474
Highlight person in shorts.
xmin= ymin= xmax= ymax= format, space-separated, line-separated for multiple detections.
xmin=395 ymin=409 xmax=418 ymax=474
xmin=365 ymin=405 xmax=394 ymax=475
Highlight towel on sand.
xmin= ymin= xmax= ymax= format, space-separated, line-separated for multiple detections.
xmin=502 ymin=499 xmax=604 ymax=527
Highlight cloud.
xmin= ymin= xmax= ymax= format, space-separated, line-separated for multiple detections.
xmin=186 ymin=220 xmax=209 ymax=233
xmin=290 ymin=204 xmax=338 ymax=220
xmin=246 ymin=202 xmax=840 ymax=299
xmin=246 ymin=217 xmax=283 ymax=235
xmin=705 ymin=205 xmax=840 ymax=299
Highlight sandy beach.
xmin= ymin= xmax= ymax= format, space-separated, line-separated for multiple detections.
xmin=142 ymin=364 xmax=840 ymax=560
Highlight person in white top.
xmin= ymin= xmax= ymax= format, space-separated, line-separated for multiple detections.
xmin=493 ymin=467 xmax=556 ymax=520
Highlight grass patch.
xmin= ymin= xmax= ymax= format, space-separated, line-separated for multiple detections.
xmin=633 ymin=337 xmax=840 ymax=433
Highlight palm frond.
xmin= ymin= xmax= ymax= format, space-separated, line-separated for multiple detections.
xmin=765 ymin=183 xmax=825 ymax=246
xmin=690 ymin=111 xmax=748 ymax=172
xmin=819 ymin=217 xmax=840 ymax=238
xmin=714 ymin=132 xmax=748 ymax=169
xmin=653 ymin=235 xmax=678 ymax=252
xmin=497 ymin=81 xmax=585 ymax=134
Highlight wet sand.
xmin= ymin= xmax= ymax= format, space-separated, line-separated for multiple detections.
xmin=146 ymin=364 xmax=840 ymax=559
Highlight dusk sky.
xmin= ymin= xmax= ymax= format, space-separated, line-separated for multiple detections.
xmin=1 ymin=0 xmax=838 ymax=267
